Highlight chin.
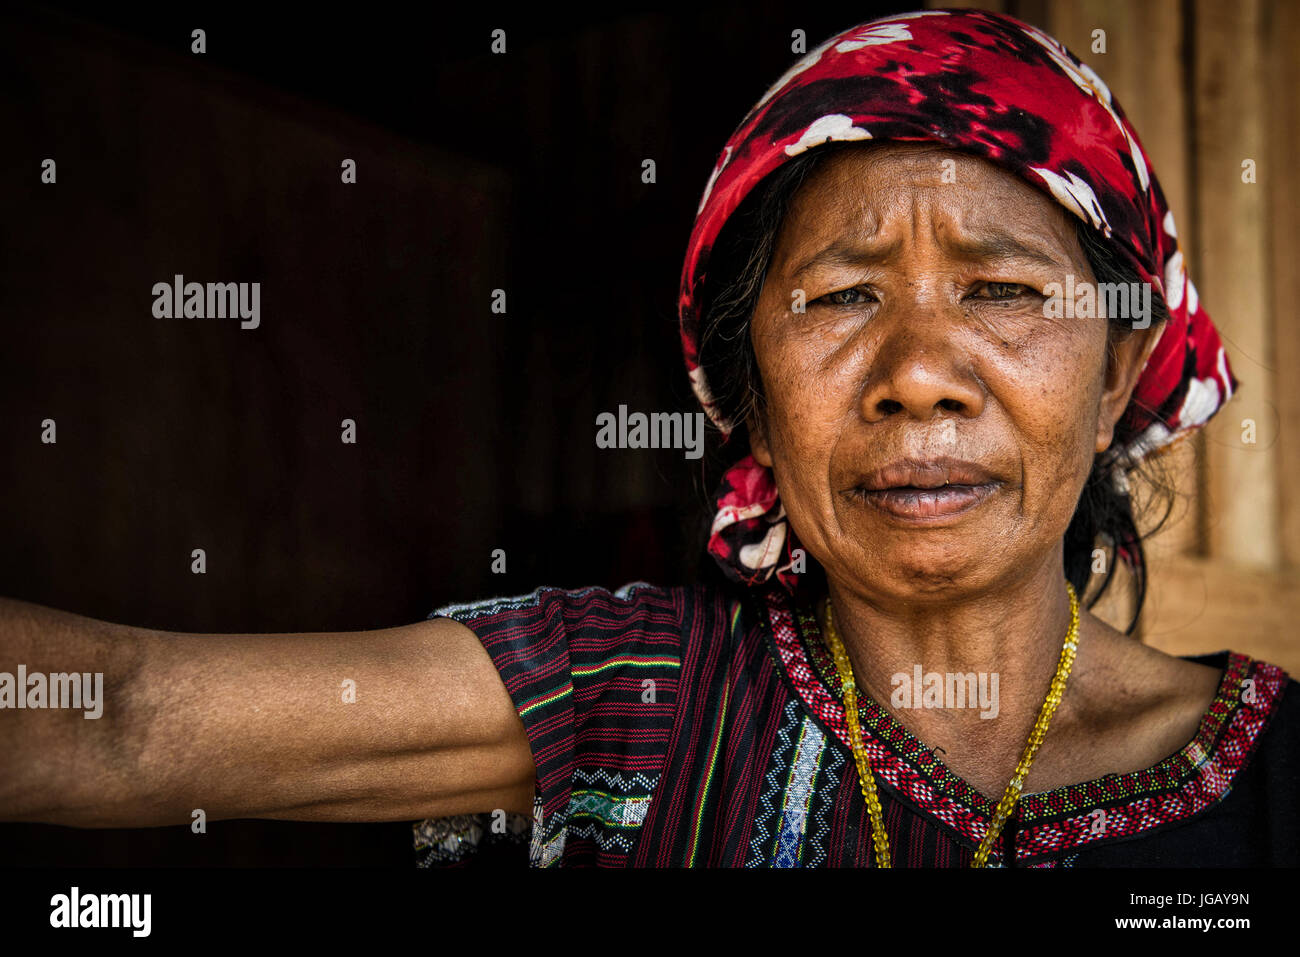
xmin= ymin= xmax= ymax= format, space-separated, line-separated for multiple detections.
xmin=853 ymin=545 xmax=1001 ymax=599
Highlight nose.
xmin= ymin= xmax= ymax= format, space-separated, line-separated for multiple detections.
xmin=857 ymin=319 xmax=986 ymax=423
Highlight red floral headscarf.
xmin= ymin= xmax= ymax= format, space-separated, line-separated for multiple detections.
xmin=679 ymin=8 xmax=1238 ymax=592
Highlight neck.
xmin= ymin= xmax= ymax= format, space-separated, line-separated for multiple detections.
xmin=821 ymin=554 xmax=1076 ymax=772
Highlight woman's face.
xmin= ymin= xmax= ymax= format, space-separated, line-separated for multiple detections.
xmin=747 ymin=143 xmax=1161 ymax=602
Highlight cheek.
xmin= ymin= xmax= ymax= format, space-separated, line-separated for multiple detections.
xmin=754 ymin=334 xmax=842 ymax=455
xmin=991 ymin=329 xmax=1106 ymax=481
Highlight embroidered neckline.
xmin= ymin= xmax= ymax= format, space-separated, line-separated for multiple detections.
xmin=758 ymin=587 xmax=1290 ymax=861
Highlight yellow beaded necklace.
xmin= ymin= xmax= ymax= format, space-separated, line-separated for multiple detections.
xmin=821 ymin=581 xmax=1079 ymax=868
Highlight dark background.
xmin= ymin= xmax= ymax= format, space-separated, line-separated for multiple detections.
xmin=0 ymin=0 xmax=1044 ymax=865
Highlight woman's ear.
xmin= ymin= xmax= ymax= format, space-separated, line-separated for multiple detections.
xmin=1096 ymin=322 xmax=1165 ymax=454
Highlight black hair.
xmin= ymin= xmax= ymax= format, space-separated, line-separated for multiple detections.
xmin=694 ymin=142 xmax=1180 ymax=634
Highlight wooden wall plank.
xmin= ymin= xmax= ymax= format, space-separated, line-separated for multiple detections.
xmin=1193 ymin=0 xmax=1278 ymax=568
xmin=1266 ymin=0 xmax=1300 ymax=567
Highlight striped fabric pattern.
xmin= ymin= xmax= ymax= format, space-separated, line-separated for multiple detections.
xmin=430 ymin=584 xmax=683 ymax=867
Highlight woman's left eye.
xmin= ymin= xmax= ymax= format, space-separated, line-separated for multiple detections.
xmin=974 ymin=282 xmax=1037 ymax=300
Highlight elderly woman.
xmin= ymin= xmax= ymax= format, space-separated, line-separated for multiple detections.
xmin=1 ymin=9 xmax=1296 ymax=868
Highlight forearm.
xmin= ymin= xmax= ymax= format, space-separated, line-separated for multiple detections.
xmin=0 ymin=596 xmax=152 ymax=825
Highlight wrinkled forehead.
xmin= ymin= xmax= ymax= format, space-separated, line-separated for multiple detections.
xmin=770 ymin=142 xmax=1085 ymax=271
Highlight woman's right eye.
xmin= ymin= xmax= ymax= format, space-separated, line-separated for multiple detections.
xmin=817 ymin=286 xmax=876 ymax=307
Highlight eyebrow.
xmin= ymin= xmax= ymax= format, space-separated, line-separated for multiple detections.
xmin=790 ymin=229 xmax=1069 ymax=279
xmin=947 ymin=231 xmax=1070 ymax=270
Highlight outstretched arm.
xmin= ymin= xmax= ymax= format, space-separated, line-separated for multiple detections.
xmin=0 ymin=597 xmax=534 ymax=827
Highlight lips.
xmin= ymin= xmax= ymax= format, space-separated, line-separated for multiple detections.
xmin=851 ymin=456 xmax=1002 ymax=522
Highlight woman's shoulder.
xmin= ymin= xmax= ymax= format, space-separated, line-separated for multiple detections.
xmin=417 ymin=580 xmax=755 ymax=868
xmin=1141 ymin=645 xmax=1295 ymax=801
xmin=1052 ymin=615 xmax=1292 ymax=796
xmin=1076 ymin=614 xmax=1291 ymax=726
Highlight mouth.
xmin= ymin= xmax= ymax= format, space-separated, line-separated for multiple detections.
xmin=847 ymin=456 xmax=1003 ymax=523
